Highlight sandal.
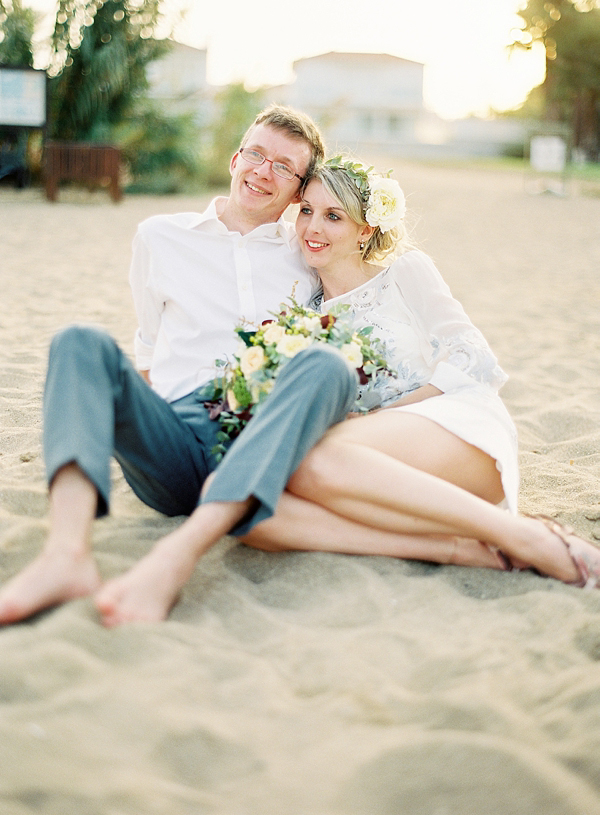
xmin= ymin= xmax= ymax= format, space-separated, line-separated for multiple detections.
xmin=530 ymin=514 xmax=600 ymax=589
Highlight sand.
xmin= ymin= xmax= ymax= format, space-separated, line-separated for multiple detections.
xmin=1 ymin=162 xmax=600 ymax=815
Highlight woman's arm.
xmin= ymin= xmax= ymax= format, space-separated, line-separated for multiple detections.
xmin=347 ymin=384 xmax=442 ymax=418
xmin=393 ymin=251 xmax=508 ymax=392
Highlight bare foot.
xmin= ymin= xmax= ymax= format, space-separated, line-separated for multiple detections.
xmin=530 ymin=515 xmax=600 ymax=588
xmin=94 ymin=550 xmax=189 ymax=627
xmin=0 ymin=550 xmax=102 ymax=624
xmin=95 ymin=500 xmax=248 ymax=626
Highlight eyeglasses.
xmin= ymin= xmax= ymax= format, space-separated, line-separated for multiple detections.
xmin=239 ymin=148 xmax=304 ymax=182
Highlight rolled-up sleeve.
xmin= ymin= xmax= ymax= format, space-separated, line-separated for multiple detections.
xmin=129 ymin=227 xmax=163 ymax=371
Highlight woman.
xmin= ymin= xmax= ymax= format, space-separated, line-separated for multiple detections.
xmin=95 ymin=158 xmax=600 ymax=625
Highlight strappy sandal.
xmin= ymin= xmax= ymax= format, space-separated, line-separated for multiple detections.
xmin=531 ymin=514 xmax=600 ymax=589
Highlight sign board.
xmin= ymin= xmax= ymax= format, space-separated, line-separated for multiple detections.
xmin=530 ymin=136 xmax=567 ymax=174
xmin=0 ymin=66 xmax=47 ymax=128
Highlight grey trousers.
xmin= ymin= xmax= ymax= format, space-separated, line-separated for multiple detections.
xmin=43 ymin=325 xmax=220 ymax=517
xmin=43 ymin=326 xmax=357 ymax=535
xmin=203 ymin=343 xmax=358 ymax=535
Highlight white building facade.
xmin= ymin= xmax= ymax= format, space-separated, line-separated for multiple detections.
xmin=146 ymin=45 xmax=527 ymax=159
xmin=271 ymin=52 xmax=446 ymax=154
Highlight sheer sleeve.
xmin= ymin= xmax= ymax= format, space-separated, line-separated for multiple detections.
xmin=392 ymin=250 xmax=508 ymax=392
xmin=129 ymin=222 xmax=164 ymax=372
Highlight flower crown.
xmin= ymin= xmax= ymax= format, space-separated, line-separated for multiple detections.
xmin=324 ymin=156 xmax=406 ymax=234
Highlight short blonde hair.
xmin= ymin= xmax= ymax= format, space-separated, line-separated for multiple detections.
xmin=241 ymin=105 xmax=325 ymax=179
xmin=309 ymin=161 xmax=412 ymax=262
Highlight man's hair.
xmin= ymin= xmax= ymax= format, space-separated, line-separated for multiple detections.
xmin=240 ymin=104 xmax=325 ymax=179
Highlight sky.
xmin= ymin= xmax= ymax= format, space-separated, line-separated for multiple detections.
xmin=25 ymin=0 xmax=546 ymax=120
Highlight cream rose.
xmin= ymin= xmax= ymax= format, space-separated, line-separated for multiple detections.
xmin=340 ymin=341 xmax=364 ymax=369
xmin=227 ymin=388 xmax=240 ymax=411
xmin=276 ymin=334 xmax=313 ymax=358
xmin=365 ymin=176 xmax=406 ymax=233
xmin=240 ymin=345 xmax=266 ymax=377
xmin=262 ymin=323 xmax=285 ymax=345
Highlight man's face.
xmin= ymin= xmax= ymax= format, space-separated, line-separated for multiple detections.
xmin=228 ymin=123 xmax=312 ymax=225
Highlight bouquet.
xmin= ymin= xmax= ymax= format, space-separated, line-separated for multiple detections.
xmin=204 ymin=299 xmax=392 ymax=460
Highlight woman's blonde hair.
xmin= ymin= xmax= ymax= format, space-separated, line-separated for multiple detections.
xmin=309 ymin=161 xmax=412 ymax=262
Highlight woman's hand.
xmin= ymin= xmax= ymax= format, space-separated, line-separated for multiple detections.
xmin=380 ymin=384 xmax=443 ymax=411
xmin=346 ymin=384 xmax=442 ymax=419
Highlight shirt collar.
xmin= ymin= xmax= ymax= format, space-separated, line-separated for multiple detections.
xmin=191 ymin=197 xmax=294 ymax=247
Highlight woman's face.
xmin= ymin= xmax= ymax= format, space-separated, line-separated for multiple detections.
xmin=296 ymin=179 xmax=373 ymax=273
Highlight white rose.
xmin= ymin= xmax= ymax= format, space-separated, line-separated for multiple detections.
xmin=340 ymin=341 xmax=364 ymax=369
xmin=297 ymin=315 xmax=323 ymax=333
xmin=276 ymin=334 xmax=313 ymax=358
xmin=365 ymin=176 xmax=406 ymax=233
xmin=240 ymin=345 xmax=266 ymax=377
xmin=262 ymin=323 xmax=285 ymax=345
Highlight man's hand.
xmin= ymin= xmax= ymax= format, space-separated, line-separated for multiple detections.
xmin=139 ymin=369 xmax=151 ymax=386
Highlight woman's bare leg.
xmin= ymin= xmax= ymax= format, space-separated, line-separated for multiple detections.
xmin=0 ymin=463 xmax=102 ymax=624
xmin=285 ymin=414 xmax=589 ymax=583
xmin=243 ymin=491 xmax=507 ymax=570
xmin=94 ymin=497 xmax=254 ymax=626
xmin=325 ymin=410 xmax=506 ymax=504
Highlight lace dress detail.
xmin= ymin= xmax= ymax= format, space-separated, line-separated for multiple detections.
xmin=318 ymin=250 xmax=519 ymax=513
xmin=320 ymin=251 xmax=508 ymax=408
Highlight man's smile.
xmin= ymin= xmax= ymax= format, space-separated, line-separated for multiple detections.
xmin=245 ymin=181 xmax=270 ymax=195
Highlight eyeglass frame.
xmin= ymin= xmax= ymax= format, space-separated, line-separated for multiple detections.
xmin=239 ymin=148 xmax=305 ymax=183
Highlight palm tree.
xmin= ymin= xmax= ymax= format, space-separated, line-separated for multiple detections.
xmin=0 ymin=0 xmax=35 ymax=67
xmin=47 ymin=0 xmax=170 ymax=141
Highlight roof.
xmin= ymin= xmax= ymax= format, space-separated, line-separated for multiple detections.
xmin=167 ymin=40 xmax=208 ymax=57
xmin=293 ymin=52 xmax=424 ymax=69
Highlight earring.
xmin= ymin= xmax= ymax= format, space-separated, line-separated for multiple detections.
xmin=359 ymin=242 xmax=365 ymax=250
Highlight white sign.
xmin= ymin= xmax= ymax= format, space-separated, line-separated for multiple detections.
xmin=0 ymin=67 xmax=46 ymax=127
xmin=530 ymin=136 xmax=567 ymax=174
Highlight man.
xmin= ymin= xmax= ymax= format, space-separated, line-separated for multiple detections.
xmin=0 ymin=104 xmax=338 ymax=624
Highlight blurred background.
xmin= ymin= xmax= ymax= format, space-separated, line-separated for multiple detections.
xmin=0 ymin=0 xmax=599 ymax=195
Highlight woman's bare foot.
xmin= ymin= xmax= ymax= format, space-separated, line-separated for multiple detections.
xmin=529 ymin=515 xmax=600 ymax=588
xmin=500 ymin=515 xmax=600 ymax=586
xmin=0 ymin=550 xmax=101 ymax=624
xmin=449 ymin=537 xmax=518 ymax=570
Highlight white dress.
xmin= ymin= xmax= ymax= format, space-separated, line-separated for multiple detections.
xmin=319 ymin=250 xmax=519 ymax=513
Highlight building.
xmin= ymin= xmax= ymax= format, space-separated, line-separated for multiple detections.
xmin=270 ymin=51 xmax=447 ymax=154
xmin=146 ymin=41 xmax=210 ymax=123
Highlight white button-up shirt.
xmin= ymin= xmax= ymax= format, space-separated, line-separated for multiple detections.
xmin=130 ymin=198 xmax=317 ymax=402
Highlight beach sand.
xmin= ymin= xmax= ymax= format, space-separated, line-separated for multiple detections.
xmin=1 ymin=163 xmax=600 ymax=815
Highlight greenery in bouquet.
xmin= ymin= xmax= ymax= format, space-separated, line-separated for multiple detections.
xmin=203 ymin=299 xmax=392 ymax=461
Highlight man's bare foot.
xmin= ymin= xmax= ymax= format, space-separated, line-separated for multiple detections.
xmin=95 ymin=500 xmax=251 ymax=627
xmin=94 ymin=550 xmax=189 ymax=627
xmin=0 ymin=550 xmax=102 ymax=624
